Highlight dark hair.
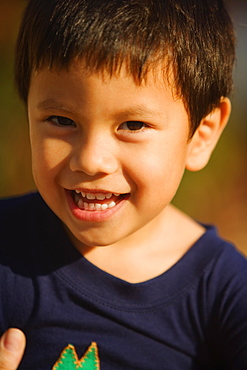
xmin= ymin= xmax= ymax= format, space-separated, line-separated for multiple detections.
xmin=15 ymin=0 xmax=235 ymax=137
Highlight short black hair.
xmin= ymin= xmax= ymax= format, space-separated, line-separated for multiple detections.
xmin=15 ymin=0 xmax=235 ymax=137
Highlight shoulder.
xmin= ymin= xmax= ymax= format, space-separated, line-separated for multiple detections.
xmin=192 ymin=225 xmax=247 ymax=293
xmin=200 ymin=226 xmax=247 ymax=281
xmin=207 ymin=232 xmax=247 ymax=318
xmin=0 ymin=192 xmax=43 ymax=243
xmin=0 ymin=192 xmax=35 ymax=232
xmin=0 ymin=192 xmax=41 ymax=216
xmin=0 ymin=193 xmax=65 ymax=324
xmin=0 ymin=191 xmax=56 ymax=230
xmin=178 ymin=225 xmax=247 ymax=366
xmin=0 ymin=193 xmax=44 ymax=328
xmin=176 ymin=223 xmax=247 ymax=322
xmin=0 ymin=192 xmax=71 ymax=270
xmin=0 ymin=192 xmax=47 ymax=231
xmin=0 ymin=192 xmax=57 ymax=260
xmin=196 ymin=227 xmax=247 ymax=365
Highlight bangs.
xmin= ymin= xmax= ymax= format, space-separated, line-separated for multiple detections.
xmin=16 ymin=0 xmax=173 ymax=98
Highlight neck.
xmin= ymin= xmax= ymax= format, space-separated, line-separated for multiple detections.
xmin=66 ymin=205 xmax=205 ymax=283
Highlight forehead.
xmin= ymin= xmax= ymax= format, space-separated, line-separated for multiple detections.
xmin=29 ymin=59 xmax=181 ymax=113
xmin=30 ymin=57 xmax=177 ymax=99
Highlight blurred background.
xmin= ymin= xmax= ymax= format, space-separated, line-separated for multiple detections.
xmin=0 ymin=0 xmax=246 ymax=254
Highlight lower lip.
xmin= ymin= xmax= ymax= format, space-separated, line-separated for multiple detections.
xmin=66 ymin=191 xmax=129 ymax=222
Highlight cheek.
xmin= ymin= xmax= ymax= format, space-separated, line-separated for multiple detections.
xmin=31 ymin=136 xmax=70 ymax=182
xmin=130 ymin=142 xmax=187 ymax=188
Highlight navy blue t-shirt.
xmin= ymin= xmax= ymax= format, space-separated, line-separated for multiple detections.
xmin=0 ymin=192 xmax=247 ymax=369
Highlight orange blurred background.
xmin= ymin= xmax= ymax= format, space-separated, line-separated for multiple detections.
xmin=0 ymin=0 xmax=246 ymax=253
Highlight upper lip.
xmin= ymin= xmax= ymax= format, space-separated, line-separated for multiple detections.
xmin=67 ymin=187 xmax=121 ymax=193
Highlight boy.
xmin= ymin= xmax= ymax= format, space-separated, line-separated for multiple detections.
xmin=1 ymin=0 xmax=247 ymax=368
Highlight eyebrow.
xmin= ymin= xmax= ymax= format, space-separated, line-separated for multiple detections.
xmin=119 ymin=105 xmax=162 ymax=118
xmin=36 ymin=98 xmax=162 ymax=118
xmin=36 ymin=99 xmax=77 ymax=114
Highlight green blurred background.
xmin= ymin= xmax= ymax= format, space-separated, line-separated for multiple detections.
xmin=0 ymin=0 xmax=246 ymax=254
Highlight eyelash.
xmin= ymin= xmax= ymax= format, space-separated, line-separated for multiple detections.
xmin=118 ymin=121 xmax=148 ymax=132
xmin=47 ymin=116 xmax=75 ymax=127
xmin=46 ymin=116 xmax=148 ymax=132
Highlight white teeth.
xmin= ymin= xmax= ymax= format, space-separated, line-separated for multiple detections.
xmin=89 ymin=192 xmax=112 ymax=200
xmin=74 ymin=190 xmax=122 ymax=208
xmin=79 ymin=192 xmax=114 ymax=200
xmin=76 ymin=200 xmax=117 ymax=211
xmin=95 ymin=193 xmax=105 ymax=200
xmin=108 ymin=201 xmax=116 ymax=208
xmin=86 ymin=193 xmax=96 ymax=200
xmin=74 ymin=190 xmax=120 ymax=200
xmin=89 ymin=203 xmax=95 ymax=210
xmin=78 ymin=198 xmax=84 ymax=208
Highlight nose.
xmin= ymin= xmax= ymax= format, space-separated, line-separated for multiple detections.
xmin=69 ymin=133 xmax=119 ymax=176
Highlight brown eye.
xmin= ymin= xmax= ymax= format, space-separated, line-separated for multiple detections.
xmin=49 ymin=116 xmax=75 ymax=126
xmin=119 ymin=121 xmax=146 ymax=131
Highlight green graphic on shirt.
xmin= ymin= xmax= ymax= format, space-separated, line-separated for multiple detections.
xmin=52 ymin=342 xmax=100 ymax=370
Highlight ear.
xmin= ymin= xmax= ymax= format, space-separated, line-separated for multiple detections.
xmin=185 ymin=98 xmax=231 ymax=172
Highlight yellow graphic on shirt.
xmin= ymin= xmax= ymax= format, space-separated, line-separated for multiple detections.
xmin=52 ymin=342 xmax=100 ymax=369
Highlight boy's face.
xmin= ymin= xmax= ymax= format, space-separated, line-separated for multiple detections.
xmin=28 ymin=60 xmax=193 ymax=250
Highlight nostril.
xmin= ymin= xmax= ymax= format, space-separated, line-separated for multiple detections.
xmin=69 ymin=139 xmax=119 ymax=176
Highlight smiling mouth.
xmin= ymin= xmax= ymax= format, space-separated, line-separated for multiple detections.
xmin=71 ymin=190 xmax=128 ymax=211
